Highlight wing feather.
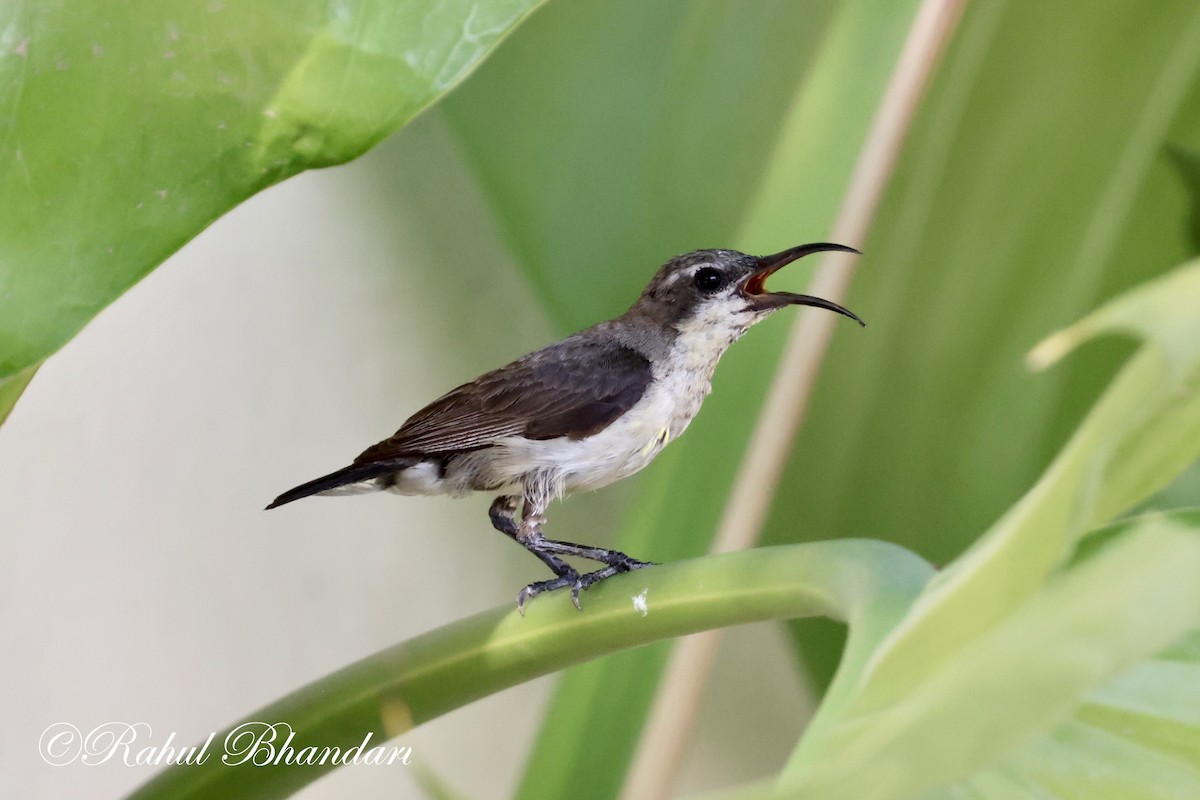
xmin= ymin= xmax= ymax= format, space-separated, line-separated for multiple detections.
xmin=353 ymin=339 xmax=653 ymax=465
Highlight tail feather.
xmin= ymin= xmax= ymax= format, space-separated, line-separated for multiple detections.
xmin=265 ymin=459 xmax=414 ymax=510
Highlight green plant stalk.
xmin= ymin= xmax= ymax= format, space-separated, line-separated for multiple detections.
xmin=125 ymin=541 xmax=932 ymax=800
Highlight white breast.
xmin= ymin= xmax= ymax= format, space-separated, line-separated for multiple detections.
xmin=483 ymin=305 xmax=752 ymax=497
xmin=395 ymin=301 xmax=760 ymax=501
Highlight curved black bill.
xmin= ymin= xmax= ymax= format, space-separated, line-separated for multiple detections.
xmin=743 ymin=242 xmax=866 ymax=326
xmin=754 ymin=242 xmax=861 ymax=272
xmin=760 ymin=291 xmax=866 ymax=326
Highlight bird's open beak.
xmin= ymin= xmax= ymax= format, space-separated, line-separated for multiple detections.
xmin=740 ymin=242 xmax=866 ymax=326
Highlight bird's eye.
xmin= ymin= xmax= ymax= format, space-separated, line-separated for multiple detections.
xmin=693 ymin=267 xmax=725 ymax=293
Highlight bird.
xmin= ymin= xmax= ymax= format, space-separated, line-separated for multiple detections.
xmin=267 ymin=243 xmax=864 ymax=612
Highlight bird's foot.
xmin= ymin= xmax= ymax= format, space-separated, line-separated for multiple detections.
xmin=570 ymin=553 xmax=656 ymax=607
xmin=535 ymin=539 xmax=657 ymax=571
xmin=566 ymin=566 xmax=616 ymax=608
xmin=521 ymin=557 xmax=657 ymax=613
xmin=516 ymin=570 xmax=580 ymax=615
xmin=603 ymin=552 xmax=656 ymax=572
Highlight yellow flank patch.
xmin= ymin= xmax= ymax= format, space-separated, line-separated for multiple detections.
xmin=642 ymin=427 xmax=670 ymax=456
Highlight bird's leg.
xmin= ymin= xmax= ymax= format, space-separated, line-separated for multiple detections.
xmin=491 ymin=494 xmax=580 ymax=614
xmin=487 ymin=495 xmax=521 ymax=538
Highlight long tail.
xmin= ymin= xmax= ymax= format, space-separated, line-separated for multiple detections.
xmin=265 ymin=460 xmax=414 ymax=510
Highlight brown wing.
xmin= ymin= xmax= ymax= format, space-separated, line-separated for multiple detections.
xmin=353 ymin=339 xmax=653 ymax=464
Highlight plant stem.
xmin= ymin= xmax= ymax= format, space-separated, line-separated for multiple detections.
xmin=125 ymin=541 xmax=931 ymax=800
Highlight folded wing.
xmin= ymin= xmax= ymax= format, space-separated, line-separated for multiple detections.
xmin=354 ymin=338 xmax=654 ymax=464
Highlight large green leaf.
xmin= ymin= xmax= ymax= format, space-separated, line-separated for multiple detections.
xmin=709 ymin=517 xmax=1200 ymax=800
xmin=803 ymin=515 xmax=1200 ymax=800
xmin=929 ymin=625 xmax=1200 ymax=800
xmin=770 ymin=0 xmax=1200 ymax=690
xmin=771 ymin=257 xmax=1200 ymax=797
xmin=0 ymin=0 xmax=545 ymax=421
xmin=844 ymin=259 xmax=1200 ymax=714
xmin=0 ymin=365 xmax=36 ymax=427
xmin=437 ymin=1 xmax=923 ymax=796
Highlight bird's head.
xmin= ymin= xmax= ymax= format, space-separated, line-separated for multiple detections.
xmin=629 ymin=244 xmax=866 ymax=340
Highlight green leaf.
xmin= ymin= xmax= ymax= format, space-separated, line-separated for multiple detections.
xmin=762 ymin=255 xmax=1200 ymax=796
xmin=1167 ymin=144 xmax=1200 ymax=253
xmin=758 ymin=513 xmax=1200 ymax=800
xmin=768 ymin=0 xmax=1200 ymax=687
xmin=932 ymin=625 xmax=1200 ymax=800
xmin=846 ymin=259 xmax=1200 ymax=719
xmin=436 ymin=1 xmax=924 ymax=796
xmin=1030 ymin=260 xmax=1200 ymax=524
xmin=0 ymin=364 xmax=37 ymax=426
xmin=0 ymin=0 xmax=546 ymax=413
xmin=123 ymin=541 xmax=933 ymax=800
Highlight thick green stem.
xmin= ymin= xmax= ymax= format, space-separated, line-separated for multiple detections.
xmin=126 ymin=540 xmax=931 ymax=800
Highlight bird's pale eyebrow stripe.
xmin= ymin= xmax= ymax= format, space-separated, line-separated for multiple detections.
xmin=663 ymin=264 xmax=709 ymax=286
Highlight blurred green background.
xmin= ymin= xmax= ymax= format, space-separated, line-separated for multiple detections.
xmin=5 ymin=0 xmax=1200 ymax=798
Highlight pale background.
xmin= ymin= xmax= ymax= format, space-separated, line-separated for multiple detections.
xmin=0 ymin=114 xmax=809 ymax=799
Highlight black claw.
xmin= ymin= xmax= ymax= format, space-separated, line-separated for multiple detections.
xmin=516 ymin=572 xmax=579 ymax=614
